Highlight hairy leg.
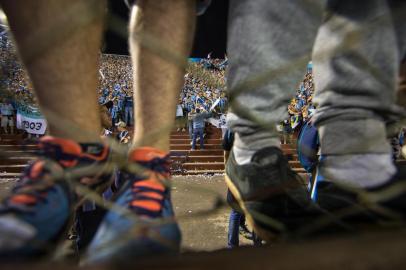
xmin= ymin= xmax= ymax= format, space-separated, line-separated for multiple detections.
xmin=1 ymin=0 xmax=106 ymax=142
xmin=129 ymin=0 xmax=196 ymax=151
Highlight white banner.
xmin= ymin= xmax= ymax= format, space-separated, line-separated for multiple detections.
xmin=16 ymin=104 xmax=47 ymax=135
xmin=206 ymin=114 xmax=227 ymax=129
xmin=16 ymin=113 xmax=47 ymax=135
xmin=210 ymin=98 xmax=220 ymax=111
xmin=206 ymin=117 xmax=220 ymax=128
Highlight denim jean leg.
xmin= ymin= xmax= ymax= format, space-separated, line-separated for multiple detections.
xmin=192 ymin=130 xmax=197 ymax=149
xmin=228 ymin=209 xmax=242 ymax=248
xmin=199 ymin=128 xmax=204 ymax=149
xmin=188 ymin=121 xmax=193 ymax=139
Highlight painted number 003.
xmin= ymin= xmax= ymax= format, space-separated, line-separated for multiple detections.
xmin=22 ymin=120 xmax=42 ymax=130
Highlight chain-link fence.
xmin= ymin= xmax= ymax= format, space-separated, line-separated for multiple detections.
xmin=0 ymin=0 xmax=406 ymax=263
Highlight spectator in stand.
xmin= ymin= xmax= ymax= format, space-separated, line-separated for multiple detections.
xmin=175 ymin=100 xmax=186 ymax=132
xmin=116 ymin=121 xmax=131 ymax=145
xmin=110 ymin=99 xmax=120 ymax=130
xmin=218 ymin=92 xmax=228 ymax=114
xmin=123 ymin=90 xmax=134 ymax=127
xmin=0 ymin=99 xmax=15 ymax=134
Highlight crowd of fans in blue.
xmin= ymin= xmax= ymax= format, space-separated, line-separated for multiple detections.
xmin=0 ymin=30 xmax=229 ymax=136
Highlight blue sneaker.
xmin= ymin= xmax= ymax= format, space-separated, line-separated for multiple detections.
xmin=0 ymin=136 xmax=112 ymax=259
xmin=84 ymin=147 xmax=181 ymax=264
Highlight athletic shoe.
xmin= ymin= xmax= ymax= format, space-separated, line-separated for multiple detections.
xmin=306 ymin=164 xmax=406 ymax=235
xmin=0 ymin=136 xmax=111 ymax=259
xmin=84 ymin=147 xmax=181 ymax=264
xmin=225 ymin=146 xmax=316 ymax=241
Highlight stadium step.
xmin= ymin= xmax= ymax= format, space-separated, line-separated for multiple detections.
xmin=0 ymin=172 xmax=21 ymax=181
xmin=288 ymin=160 xmax=303 ymax=168
xmin=181 ymin=162 xmax=224 ymax=171
xmin=1 ymin=150 xmax=37 ymax=157
xmin=171 ymin=155 xmax=224 ymax=163
xmin=0 ymin=139 xmax=26 ymax=145
xmin=0 ymin=134 xmax=23 ymax=140
xmin=170 ymin=150 xmax=224 ymax=156
xmin=170 ymin=138 xmax=222 ymax=145
xmin=282 ymin=148 xmax=297 ymax=155
xmin=0 ymin=164 xmax=27 ymax=173
xmin=0 ymin=156 xmax=35 ymax=165
xmin=170 ymin=144 xmax=222 ymax=150
xmin=180 ymin=169 xmax=225 ymax=175
xmin=0 ymin=144 xmax=38 ymax=151
xmin=0 ymin=128 xmax=308 ymax=177
xmin=170 ymin=135 xmax=192 ymax=139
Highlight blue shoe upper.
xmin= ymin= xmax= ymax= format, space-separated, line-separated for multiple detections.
xmin=85 ymin=180 xmax=181 ymax=264
xmin=0 ymin=163 xmax=71 ymax=258
xmin=84 ymin=148 xmax=181 ymax=264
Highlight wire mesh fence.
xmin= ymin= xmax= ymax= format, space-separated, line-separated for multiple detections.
xmin=0 ymin=0 xmax=406 ymax=262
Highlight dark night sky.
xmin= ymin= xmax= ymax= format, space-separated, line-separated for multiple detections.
xmin=103 ymin=0 xmax=228 ymax=58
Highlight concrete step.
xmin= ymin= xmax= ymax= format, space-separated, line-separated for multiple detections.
xmin=171 ymin=144 xmax=222 ymax=151
xmin=0 ymin=172 xmax=21 ymax=181
xmin=0 ymin=164 xmax=27 ymax=173
xmin=170 ymin=150 xmax=224 ymax=156
xmin=0 ymin=134 xmax=23 ymax=140
xmin=176 ymin=169 xmax=224 ymax=175
xmin=181 ymin=162 xmax=224 ymax=170
xmin=0 ymin=139 xmax=26 ymax=145
xmin=171 ymin=155 xmax=224 ymax=163
xmin=0 ymin=145 xmax=38 ymax=151
xmin=0 ymin=156 xmax=35 ymax=165
xmin=292 ymin=167 xmax=307 ymax=173
xmin=280 ymin=144 xmax=297 ymax=150
xmin=170 ymin=138 xmax=222 ymax=145
xmin=170 ymin=135 xmax=221 ymax=140
xmin=288 ymin=160 xmax=303 ymax=168
xmin=1 ymin=150 xmax=37 ymax=157
xmin=170 ymin=134 xmax=192 ymax=139
xmin=282 ymin=149 xmax=297 ymax=155
xmin=171 ymin=131 xmax=189 ymax=134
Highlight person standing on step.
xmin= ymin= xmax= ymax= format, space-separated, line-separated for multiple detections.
xmin=191 ymin=107 xmax=212 ymax=150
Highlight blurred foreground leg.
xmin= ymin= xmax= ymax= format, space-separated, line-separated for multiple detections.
xmin=129 ymin=0 xmax=196 ymax=151
xmin=2 ymin=0 xmax=106 ymax=142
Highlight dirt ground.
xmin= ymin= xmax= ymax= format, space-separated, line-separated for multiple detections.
xmin=0 ymin=174 xmax=251 ymax=252
xmin=172 ymin=175 xmax=252 ymax=251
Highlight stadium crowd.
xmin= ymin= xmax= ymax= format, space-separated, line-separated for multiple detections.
xmin=1 ymin=30 xmax=229 ymax=136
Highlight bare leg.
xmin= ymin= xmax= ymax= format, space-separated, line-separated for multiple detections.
xmin=1 ymin=0 xmax=106 ymax=142
xmin=129 ymin=0 xmax=196 ymax=151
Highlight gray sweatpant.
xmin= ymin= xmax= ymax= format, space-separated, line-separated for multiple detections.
xmin=227 ymin=0 xmax=406 ymax=156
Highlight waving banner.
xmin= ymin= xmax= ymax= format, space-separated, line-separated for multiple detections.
xmin=16 ymin=103 xmax=47 ymax=135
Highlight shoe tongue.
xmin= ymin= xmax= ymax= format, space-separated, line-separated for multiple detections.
xmin=40 ymin=136 xmax=105 ymax=155
xmin=38 ymin=136 xmax=106 ymax=167
xmin=251 ymin=147 xmax=282 ymax=166
xmin=39 ymin=136 xmax=82 ymax=155
xmin=129 ymin=147 xmax=169 ymax=163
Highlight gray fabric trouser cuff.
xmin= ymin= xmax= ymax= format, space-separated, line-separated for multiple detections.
xmin=318 ymin=118 xmax=391 ymax=155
